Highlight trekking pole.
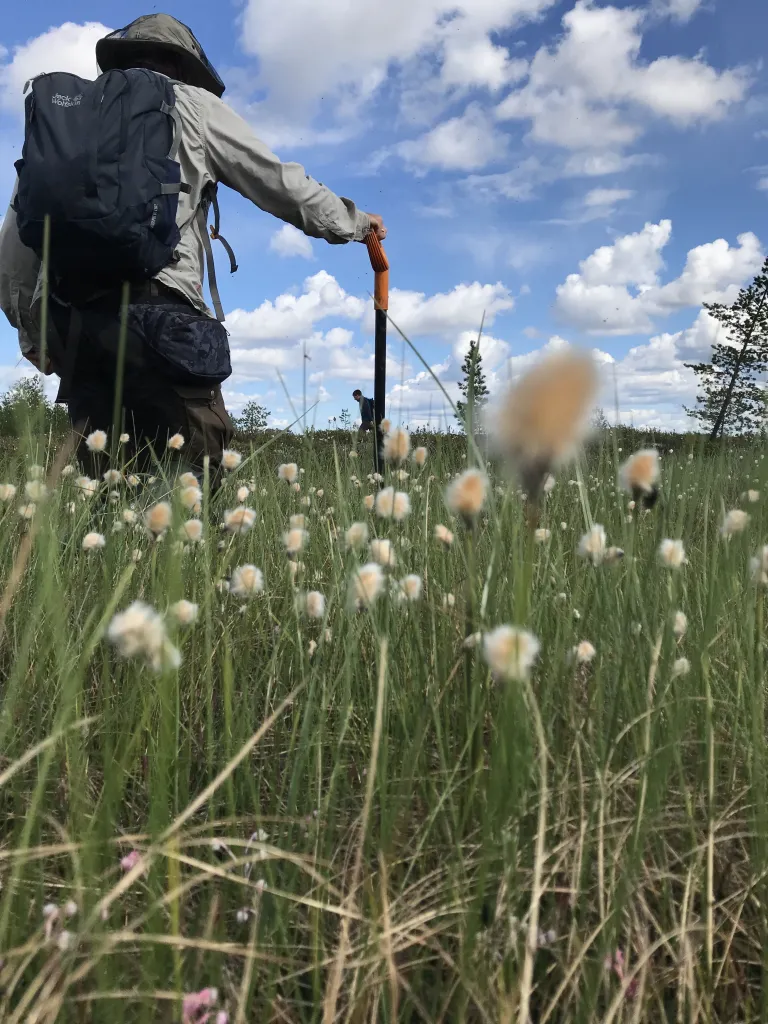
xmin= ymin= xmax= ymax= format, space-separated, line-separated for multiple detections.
xmin=365 ymin=231 xmax=389 ymax=475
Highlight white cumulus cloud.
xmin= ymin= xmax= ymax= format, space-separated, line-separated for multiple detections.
xmin=0 ymin=22 xmax=110 ymax=113
xmin=496 ymin=2 xmax=749 ymax=150
xmin=555 ymin=221 xmax=763 ymax=334
xmin=269 ymin=224 xmax=314 ymax=259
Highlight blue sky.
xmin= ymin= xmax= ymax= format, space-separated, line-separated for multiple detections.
xmin=1 ymin=0 xmax=767 ymax=430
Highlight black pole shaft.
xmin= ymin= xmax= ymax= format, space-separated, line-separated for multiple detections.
xmin=373 ymin=307 xmax=387 ymax=474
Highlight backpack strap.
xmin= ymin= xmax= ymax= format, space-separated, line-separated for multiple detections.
xmin=196 ymin=184 xmax=238 ymax=322
xmin=159 ymin=99 xmax=192 ymax=195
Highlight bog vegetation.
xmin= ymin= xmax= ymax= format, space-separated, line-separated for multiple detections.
xmin=1 ymin=351 xmax=767 ymax=1023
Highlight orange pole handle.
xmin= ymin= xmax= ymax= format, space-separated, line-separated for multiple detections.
xmin=365 ymin=231 xmax=389 ymax=311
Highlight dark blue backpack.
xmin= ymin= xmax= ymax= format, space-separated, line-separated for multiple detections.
xmin=13 ymin=68 xmax=191 ymax=303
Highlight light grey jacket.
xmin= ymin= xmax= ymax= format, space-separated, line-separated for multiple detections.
xmin=0 ymin=79 xmax=371 ymax=357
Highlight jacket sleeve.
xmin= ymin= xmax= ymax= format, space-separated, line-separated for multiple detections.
xmin=0 ymin=185 xmax=42 ymax=356
xmin=203 ymin=97 xmax=371 ymax=245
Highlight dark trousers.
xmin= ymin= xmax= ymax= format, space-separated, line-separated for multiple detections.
xmin=49 ymin=286 xmax=234 ymax=482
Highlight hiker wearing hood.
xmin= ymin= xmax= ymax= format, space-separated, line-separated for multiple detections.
xmin=0 ymin=14 xmax=386 ymax=479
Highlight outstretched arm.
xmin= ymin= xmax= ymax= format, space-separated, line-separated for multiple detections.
xmin=204 ymin=97 xmax=386 ymax=245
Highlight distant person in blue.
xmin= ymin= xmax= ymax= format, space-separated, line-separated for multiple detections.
xmin=353 ymin=389 xmax=375 ymax=434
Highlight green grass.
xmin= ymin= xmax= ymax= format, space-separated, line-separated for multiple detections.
xmin=0 ymin=424 xmax=766 ymax=1022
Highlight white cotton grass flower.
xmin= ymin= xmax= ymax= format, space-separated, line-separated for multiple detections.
xmin=345 ymin=521 xmax=369 ymax=550
xmin=85 ymin=430 xmax=108 ymax=453
xmin=29 ymin=464 xmax=44 ymax=479
xmin=290 ymin=513 xmax=306 ymax=529
xmin=181 ymin=519 xmax=203 ymax=544
xmin=543 ymin=474 xmax=556 ymax=494
xmin=413 ymin=446 xmax=427 ymax=467
xmin=82 ymin=532 xmax=106 ymax=552
xmin=61 ymin=465 xmax=75 ymax=477
xmin=482 ymin=625 xmax=541 ymax=682
xmin=750 ymin=546 xmax=768 ymax=584
xmin=397 ymin=574 xmax=422 ymax=602
xmin=744 ymin=489 xmax=760 ymax=503
xmin=370 ymin=538 xmax=396 ymax=566
xmin=351 ymin=562 xmax=384 ymax=608
xmin=578 ymin=524 xmax=607 ymax=565
xmin=278 ymin=463 xmax=299 ymax=484
xmin=396 ymin=470 xmax=410 ymax=482
xmin=442 ymin=593 xmax=455 ymax=609
xmin=721 ymin=509 xmax=750 ymax=537
xmin=237 ymin=485 xmax=250 ymax=503
xmin=303 ymin=591 xmax=326 ymax=619
xmin=103 ymin=469 xmax=122 ymax=486
xmin=222 ymin=449 xmax=243 ymax=473
xmin=363 ymin=494 xmax=375 ymax=512
xmin=23 ymin=479 xmax=46 ymax=502
xmin=572 ymin=640 xmax=596 ymax=664
xmin=0 ymin=483 xmax=17 ymax=502
xmin=126 ymin=474 xmax=140 ymax=488
xmin=180 ymin=485 xmax=202 ymax=512
xmin=167 ymin=433 xmax=185 ymax=451
xmin=673 ymin=610 xmax=687 ymax=637
xmin=169 ymin=600 xmax=199 ymax=626
xmin=119 ymin=432 xmax=130 ymax=444
xmin=107 ymin=600 xmax=181 ymax=673
xmin=392 ymin=492 xmax=410 ymax=520
xmin=229 ymin=565 xmax=264 ymax=599
xmin=434 ymin=524 xmax=454 ymax=546
xmin=224 ymin=507 xmax=256 ymax=535
xmin=145 ymin=501 xmax=172 ymax=537
xmin=76 ymin=476 xmax=98 ymax=498
xmin=672 ymin=657 xmax=691 ymax=678
xmin=179 ymin=471 xmax=199 ymax=488
xmin=659 ymin=539 xmax=686 ymax=569
xmin=445 ymin=468 xmax=489 ymax=522
xmin=618 ymin=449 xmax=660 ymax=507
xmin=283 ymin=527 xmax=308 ymax=555
xmin=487 ymin=349 xmax=598 ymax=495
xmin=18 ymin=503 xmax=36 ymax=519
xmin=534 ymin=528 xmax=551 ymax=543
xmin=291 ymin=482 xmax=301 ymax=493
xmin=380 ymin=417 xmax=391 ymax=434
xmin=122 ymin=508 xmax=137 ymax=525
xmin=383 ymin=427 xmax=410 ymax=464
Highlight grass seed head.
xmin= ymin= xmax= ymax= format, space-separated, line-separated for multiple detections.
xmin=673 ymin=610 xmax=687 ymax=637
xmin=413 ymin=446 xmax=428 ymax=467
xmin=167 ymin=433 xmax=185 ymax=450
xmin=721 ymin=509 xmax=750 ymax=536
xmin=577 ymin=524 xmax=607 ymax=564
xmin=672 ymin=657 xmax=691 ymax=678
xmin=370 ymin=538 xmax=396 ymax=566
xmin=145 ymin=501 xmax=172 ymax=537
xmin=181 ymin=519 xmax=204 ymax=543
xmin=619 ymin=449 xmax=660 ymax=506
xmin=283 ymin=527 xmax=308 ymax=555
xmin=434 ymin=524 xmax=454 ymax=546
xmin=169 ymin=600 xmax=199 ymax=626
xmin=659 ymin=538 xmax=686 ymax=569
xmin=82 ymin=532 xmax=106 ymax=552
xmin=445 ymin=468 xmax=489 ymax=522
xmin=180 ymin=485 xmax=203 ymax=511
xmin=224 ymin=506 xmax=256 ymax=534
xmin=222 ymin=449 xmax=242 ymax=471
xmin=351 ymin=562 xmax=384 ymax=608
xmin=573 ymin=640 xmax=596 ymax=664
xmin=383 ymin=427 xmax=410 ymax=463
xmin=483 ymin=625 xmax=541 ymax=682
xmin=85 ymin=430 xmax=108 ymax=452
xmin=0 ymin=483 xmax=16 ymax=501
xmin=363 ymin=494 xmax=375 ymax=511
xmin=229 ymin=565 xmax=264 ymax=598
xmin=489 ymin=349 xmax=598 ymax=494
xmin=305 ymin=591 xmax=326 ymax=618
xmin=398 ymin=574 xmax=422 ymax=602
xmin=345 ymin=521 xmax=369 ymax=550
xmin=278 ymin=463 xmax=299 ymax=483
xmin=290 ymin=513 xmax=306 ymax=529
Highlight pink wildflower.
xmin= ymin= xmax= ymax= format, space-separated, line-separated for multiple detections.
xmin=120 ymin=849 xmax=141 ymax=872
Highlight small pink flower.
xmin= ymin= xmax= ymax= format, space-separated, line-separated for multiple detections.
xmin=120 ymin=849 xmax=141 ymax=871
xmin=182 ymin=988 xmax=218 ymax=1023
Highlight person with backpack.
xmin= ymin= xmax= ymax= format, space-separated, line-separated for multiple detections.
xmin=0 ymin=14 xmax=387 ymax=481
xmin=352 ymin=389 xmax=375 ymax=434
